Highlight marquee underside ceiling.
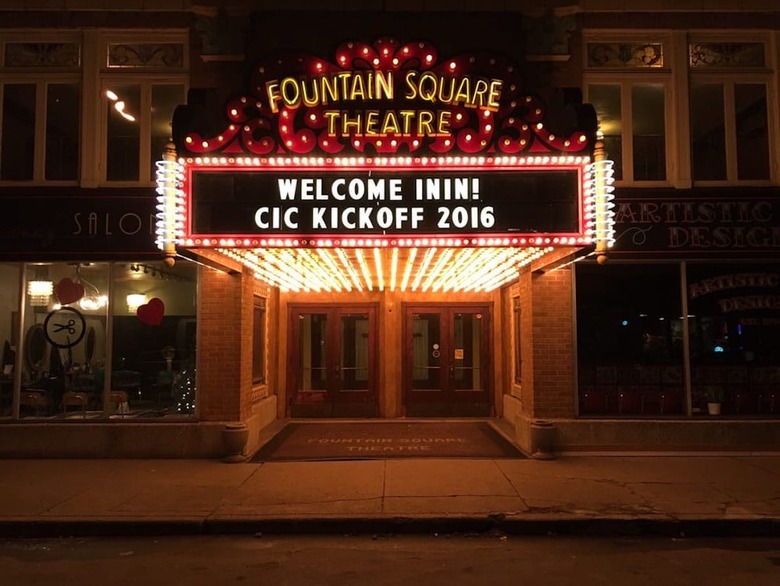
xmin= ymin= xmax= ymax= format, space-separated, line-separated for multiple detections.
xmin=212 ymin=245 xmax=569 ymax=293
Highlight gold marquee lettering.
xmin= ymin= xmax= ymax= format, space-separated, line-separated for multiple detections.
xmin=264 ymin=68 xmax=503 ymax=138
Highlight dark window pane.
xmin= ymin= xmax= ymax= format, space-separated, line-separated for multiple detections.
xmin=299 ymin=314 xmax=327 ymax=391
xmin=106 ymin=84 xmax=140 ymax=181
xmin=252 ymin=299 xmax=266 ymax=384
xmin=687 ymin=263 xmax=780 ymax=415
xmin=412 ymin=313 xmax=441 ymax=390
xmin=576 ymin=263 xmax=684 ymax=416
xmin=735 ymin=84 xmax=769 ymax=180
xmin=690 ymin=83 xmax=726 ymax=180
xmin=45 ymin=83 xmax=80 ymax=180
xmin=150 ymin=84 xmax=184 ymax=181
xmin=1 ymin=84 xmax=36 ymax=180
xmin=589 ymin=84 xmax=623 ymax=180
xmin=632 ymin=84 xmax=665 ymax=180
xmin=340 ymin=314 xmax=369 ymax=390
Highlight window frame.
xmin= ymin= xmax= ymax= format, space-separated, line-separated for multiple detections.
xmin=0 ymin=32 xmax=82 ymax=185
xmin=97 ymin=31 xmax=188 ymax=187
xmin=687 ymin=69 xmax=778 ymax=186
xmin=583 ymin=32 xmax=675 ymax=187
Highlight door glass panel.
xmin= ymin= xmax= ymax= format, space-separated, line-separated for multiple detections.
xmin=340 ymin=314 xmax=368 ymax=391
xmin=412 ymin=313 xmax=441 ymax=391
xmin=453 ymin=313 xmax=483 ymax=391
xmin=298 ymin=314 xmax=327 ymax=391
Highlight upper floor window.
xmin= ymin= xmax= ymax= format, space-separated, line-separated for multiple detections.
xmin=100 ymin=36 xmax=187 ymax=184
xmin=688 ymin=39 xmax=772 ymax=183
xmin=0 ymin=38 xmax=81 ymax=182
xmin=0 ymin=32 xmax=188 ymax=186
xmin=585 ymin=39 xmax=669 ymax=184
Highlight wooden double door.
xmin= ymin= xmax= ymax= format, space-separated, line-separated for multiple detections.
xmin=288 ymin=304 xmax=378 ymax=417
xmin=403 ymin=304 xmax=493 ymax=417
xmin=286 ymin=302 xmax=493 ymax=418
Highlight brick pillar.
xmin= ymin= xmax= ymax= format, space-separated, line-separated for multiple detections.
xmin=527 ymin=267 xmax=576 ymax=419
xmin=197 ymin=265 xmax=254 ymax=422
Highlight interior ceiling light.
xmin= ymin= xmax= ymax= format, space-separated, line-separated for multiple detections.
xmin=217 ymin=246 xmax=554 ymax=293
xmin=75 ymin=265 xmax=107 ymax=311
xmin=27 ymin=280 xmax=53 ymax=306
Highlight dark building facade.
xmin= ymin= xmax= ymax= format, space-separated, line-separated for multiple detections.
xmin=0 ymin=1 xmax=777 ymax=458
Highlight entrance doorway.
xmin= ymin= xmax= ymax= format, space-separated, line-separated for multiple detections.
xmin=288 ymin=304 xmax=378 ymax=417
xmin=403 ymin=304 xmax=492 ymax=417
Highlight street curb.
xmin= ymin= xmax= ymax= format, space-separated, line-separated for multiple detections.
xmin=0 ymin=517 xmax=778 ymax=538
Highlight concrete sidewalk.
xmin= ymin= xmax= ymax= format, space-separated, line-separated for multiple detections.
xmin=0 ymin=455 xmax=779 ymax=537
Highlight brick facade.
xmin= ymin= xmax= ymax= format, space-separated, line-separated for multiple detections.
xmin=516 ymin=266 xmax=576 ymax=420
xmin=197 ymin=266 xmax=254 ymax=422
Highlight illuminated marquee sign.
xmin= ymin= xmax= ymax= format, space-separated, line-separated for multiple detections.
xmin=164 ymin=39 xmax=604 ymax=252
xmin=174 ymin=156 xmax=592 ymax=248
xmin=179 ymin=38 xmax=591 ymax=157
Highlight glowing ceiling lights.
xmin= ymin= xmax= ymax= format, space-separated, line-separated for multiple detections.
xmin=217 ymin=246 xmax=553 ymax=293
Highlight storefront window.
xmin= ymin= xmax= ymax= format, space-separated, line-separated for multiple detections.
xmin=112 ymin=260 xmax=197 ymax=417
xmin=3 ymin=260 xmax=197 ymax=421
xmin=576 ymin=263 xmax=684 ymax=416
xmin=19 ymin=263 xmax=108 ymax=419
xmin=686 ymin=263 xmax=779 ymax=416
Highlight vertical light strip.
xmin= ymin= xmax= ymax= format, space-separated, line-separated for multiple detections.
xmin=435 ymin=248 xmax=476 ymax=292
xmin=154 ymin=143 xmax=181 ymax=263
xmin=390 ymin=248 xmax=399 ymax=292
xmin=336 ymin=248 xmax=364 ymax=291
xmin=410 ymin=247 xmax=437 ymax=291
xmin=373 ymin=248 xmax=384 ymax=291
xmin=591 ymin=140 xmax=616 ymax=257
xmin=355 ymin=248 xmax=373 ymax=291
xmin=317 ymin=248 xmax=354 ymax=291
xmin=399 ymin=248 xmax=418 ymax=292
xmin=421 ymin=248 xmax=454 ymax=292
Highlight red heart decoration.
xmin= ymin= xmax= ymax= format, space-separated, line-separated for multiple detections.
xmin=137 ymin=297 xmax=165 ymax=326
xmin=54 ymin=278 xmax=85 ymax=305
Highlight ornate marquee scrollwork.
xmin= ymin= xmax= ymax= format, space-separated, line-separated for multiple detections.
xmin=179 ymin=38 xmax=590 ymax=157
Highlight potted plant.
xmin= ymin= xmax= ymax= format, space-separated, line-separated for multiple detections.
xmin=706 ymin=386 xmax=724 ymax=415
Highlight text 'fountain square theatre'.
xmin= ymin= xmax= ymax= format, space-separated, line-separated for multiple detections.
xmin=154 ymin=32 xmax=613 ymax=455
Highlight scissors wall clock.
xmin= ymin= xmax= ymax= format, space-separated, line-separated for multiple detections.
xmin=43 ymin=307 xmax=87 ymax=349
